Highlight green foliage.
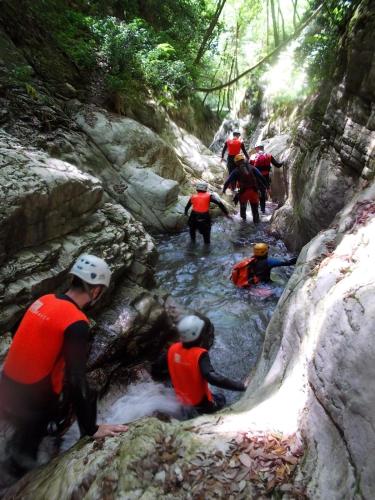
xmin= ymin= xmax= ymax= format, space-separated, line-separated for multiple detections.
xmin=296 ymin=0 xmax=361 ymax=89
xmin=54 ymin=10 xmax=97 ymax=69
xmin=28 ymin=0 xmax=213 ymax=100
xmin=10 ymin=65 xmax=33 ymax=83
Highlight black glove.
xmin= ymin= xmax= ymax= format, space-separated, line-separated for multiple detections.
xmin=287 ymin=257 xmax=297 ymax=265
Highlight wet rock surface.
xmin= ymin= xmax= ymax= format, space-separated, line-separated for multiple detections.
xmin=4 ymin=417 xmax=305 ymax=500
xmin=240 ymin=183 xmax=375 ymax=499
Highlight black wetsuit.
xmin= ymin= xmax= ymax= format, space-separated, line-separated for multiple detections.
xmin=249 ymin=256 xmax=297 ymax=283
xmin=151 ymin=350 xmax=245 ymax=414
xmin=0 ymin=294 xmax=97 ymax=475
xmin=184 ymin=194 xmax=229 ymax=244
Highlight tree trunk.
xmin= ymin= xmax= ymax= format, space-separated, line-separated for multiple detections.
xmin=278 ymin=2 xmax=286 ymax=41
xmin=266 ymin=0 xmax=270 ymax=50
xmin=194 ymin=0 xmax=227 ymax=66
xmin=291 ymin=0 xmax=300 ymax=29
xmin=270 ymin=0 xmax=279 ymax=47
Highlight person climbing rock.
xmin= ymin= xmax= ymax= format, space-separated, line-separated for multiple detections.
xmin=221 ymin=130 xmax=249 ymax=181
xmin=223 ymin=153 xmax=267 ymax=223
xmin=185 ymin=181 xmax=230 ymax=245
xmin=0 ymin=254 xmax=128 ymax=484
xmin=151 ymin=315 xmax=247 ymax=415
xmin=231 ymin=243 xmax=297 ymax=288
xmin=249 ymin=144 xmax=284 ymax=214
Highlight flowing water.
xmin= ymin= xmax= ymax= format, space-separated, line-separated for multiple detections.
xmin=62 ymin=203 xmax=294 ymax=450
xmin=154 ymin=202 xmax=294 ymax=404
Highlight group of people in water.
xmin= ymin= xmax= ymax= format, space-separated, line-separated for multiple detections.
xmin=185 ymin=131 xmax=284 ymax=244
xmin=0 ymin=130 xmax=297 ymax=487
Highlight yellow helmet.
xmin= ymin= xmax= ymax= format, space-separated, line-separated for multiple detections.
xmin=253 ymin=243 xmax=269 ymax=257
xmin=234 ymin=153 xmax=245 ymax=163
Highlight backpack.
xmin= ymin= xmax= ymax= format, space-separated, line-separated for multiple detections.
xmin=231 ymin=257 xmax=260 ymax=288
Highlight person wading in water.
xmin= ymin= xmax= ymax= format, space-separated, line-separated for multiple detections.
xmin=152 ymin=315 xmax=247 ymax=416
xmin=184 ymin=181 xmax=231 ymax=245
xmin=223 ymin=154 xmax=267 ymax=223
xmin=231 ymin=243 xmax=297 ymax=288
xmin=250 ymin=144 xmax=284 ymax=214
xmin=221 ymin=130 xmax=249 ymax=190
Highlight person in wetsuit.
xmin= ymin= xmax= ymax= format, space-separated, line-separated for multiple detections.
xmin=152 ymin=315 xmax=247 ymax=415
xmin=0 ymin=254 xmax=127 ymax=483
xmin=221 ymin=130 xmax=249 ymax=190
xmin=223 ymin=154 xmax=267 ymax=223
xmin=249 ymin=144 xmax=283 ymax=214
xmin=245 ymin=243 xmax=297 ymax=285
xmin=185 ymin=181 xmax=230 ymax=245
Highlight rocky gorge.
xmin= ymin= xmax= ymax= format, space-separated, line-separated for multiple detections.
xmin=0 ymin=0 xmax=375 ymax=499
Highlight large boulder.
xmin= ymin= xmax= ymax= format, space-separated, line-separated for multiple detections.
xmin=72 ymin=108 xmax=226 ymax=232
xmin=0 ymin=130 xmax=102 ymax=262
xmin=0 ymin=129 xmax=158 ymax=332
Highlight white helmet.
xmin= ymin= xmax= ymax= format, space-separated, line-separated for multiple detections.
xmin=70 ymin=254 xmax=111 ymax=288
xmin=196 ymin=181 xmax=208 ymax=192
xmin=177 ymin=315 xmax=205 ymax=343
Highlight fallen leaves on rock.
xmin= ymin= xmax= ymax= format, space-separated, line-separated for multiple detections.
xmin=127 ymin=430 xmax=306 ymax=498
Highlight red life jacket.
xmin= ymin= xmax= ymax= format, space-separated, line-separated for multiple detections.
xmin=3 ymin=294 xmax=88 ymax=395
xmin=167 ymin=343 xmax=213 ymax=406
xmin=231 ymin=257 xmax=260 ymax=288
xmin=254 ymin=153 xmax=272 ymax=175
xmin=190 ymin=192 xmax=211 ymax=213
xmin=226 ymin=138 xmax=243 ymax=155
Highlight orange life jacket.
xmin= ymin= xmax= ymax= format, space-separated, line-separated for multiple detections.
xmin=190 ymin=192 xmax=211 ymax=213
xmin=254 ymin=153 xmax=272 ymax=175
xmin=167 ymin=343 xmax=213 ymax=406
xmin=231 ymin=257 xmax=260 ymax=288
xmin=226 ymin=138 xmax=243 ymax=155
xmin=3 ymin=294 xmax=88 ymax=395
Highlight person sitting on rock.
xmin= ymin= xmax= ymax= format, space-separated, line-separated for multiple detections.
xmin=184 ymin=181 xmax=230 ymax=245
xmin=152 ymin=315 xmax=247 ymax=415
xmin=223 ymin=153 xmax=267 ymax=223
xmin=221 ymin=130 xmax=249 ymax=180
xmin=249 ymin=144 xmax=283 ymax=214
xmin=0 ymin=254 xmax=128 ymax=483
xmin=231 ymin=243 xmax=297 ymax=288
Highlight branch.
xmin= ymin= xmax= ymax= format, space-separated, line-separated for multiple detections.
xmin=194 ymin=2 xmax=324 ymax=93
xmin=194 ymin=0 xmax=227 ymax=66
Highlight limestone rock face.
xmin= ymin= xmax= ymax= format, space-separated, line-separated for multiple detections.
xmin=237 ymin=183 xmax=375 ymax=499
xmin=271 ymin=0 xmax=375 ymax=250
xmin=71 ymin=108 xmax=225 ymax=232
xmin=0 ymin=129 xmax=158 ymax=332
xmin=0 ymin=130 xmax=102 ymax=261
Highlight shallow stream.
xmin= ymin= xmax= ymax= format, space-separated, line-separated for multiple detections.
xmin=154 ymin=201 xmax=294 ymax=404
xmin=63 ymin=203 xmax=294 ymax=449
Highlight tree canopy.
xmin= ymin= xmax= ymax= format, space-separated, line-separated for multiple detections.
xmin=13 ymin=0 xmax=361 ymax=114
